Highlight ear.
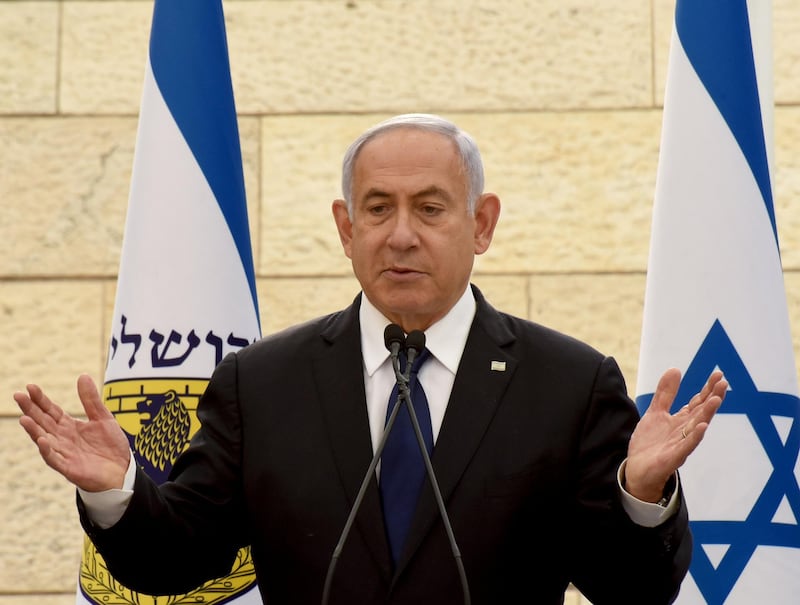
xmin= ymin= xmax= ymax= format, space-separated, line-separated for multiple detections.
xmin=473 ymin=193 xmax=501 ymax=255
xmin=332 ymin=199 xmax=354 ymax=259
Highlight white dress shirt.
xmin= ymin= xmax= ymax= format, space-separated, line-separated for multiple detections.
xmin=360 ymin=285 xmax=475 ymax=456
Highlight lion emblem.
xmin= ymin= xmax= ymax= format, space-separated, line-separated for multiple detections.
xmin=131 ymin=389 xmax=192 ymax=482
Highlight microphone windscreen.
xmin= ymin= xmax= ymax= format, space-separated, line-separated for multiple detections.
xmin=405 ymin=330 xmax=426 ymax=355
xmin=384 ymin=323 xmax=405 ymax=352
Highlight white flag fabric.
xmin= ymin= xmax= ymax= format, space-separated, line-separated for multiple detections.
xmin=77 ymin=1 xmax=262 ymax=603
xmin=636 ymin=1 xmax=800 ymax=603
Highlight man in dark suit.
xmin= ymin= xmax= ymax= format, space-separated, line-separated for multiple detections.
xmin=15 ymin=114 xmax=726 ymax=604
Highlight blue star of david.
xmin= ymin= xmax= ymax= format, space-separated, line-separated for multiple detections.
xmin=636 ymin=319 xmax=800 ymax=604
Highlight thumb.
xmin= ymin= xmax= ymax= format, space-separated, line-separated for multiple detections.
xmin=648 ymin=368 xmax=682 ymax=413
xmin=76 ymin=374 xmax=111 ymax=421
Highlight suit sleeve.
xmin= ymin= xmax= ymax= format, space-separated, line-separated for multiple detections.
xmin=77 ymin=353 xmax=249 ymax=595
xmin=568 ymin=356 xmax=692 ymax=605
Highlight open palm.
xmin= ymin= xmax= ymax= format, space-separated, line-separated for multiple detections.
xmin=15 ymin=374 xmax=131 ymax=492
xmin=625 ymin=368 xmax=727 ymax=503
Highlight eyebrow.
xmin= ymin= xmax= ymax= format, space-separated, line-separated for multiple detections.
xmin=362 ymin=188 xmax=391 ymax=202
xmin=411 ymin=185 xmax=454 ymax=203
xmin=361 ymin=185 xmax=454 ymax=204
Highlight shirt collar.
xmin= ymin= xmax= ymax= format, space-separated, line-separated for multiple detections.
xmin=359 ymin=286 xmax=477 ymax=377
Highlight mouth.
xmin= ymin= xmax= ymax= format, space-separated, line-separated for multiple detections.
xmin=383 ymin=267 xmax=425 ymax=281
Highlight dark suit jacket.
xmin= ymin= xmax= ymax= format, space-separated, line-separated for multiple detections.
xmin=80 ymin=286 xmax=691 ymax=604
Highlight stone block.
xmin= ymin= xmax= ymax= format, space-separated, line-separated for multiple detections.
xmin=0 ymin=597 xmax=75 ymax=605
xmin=459 ymin=111 xmax=662 ymax=274
xmin=529 ymin=273 xmax=646 ymax=391
xmin=0 ymin=117 xmax=135 ymax=276
xmin=652 ymin=0 xmax=673 ymax=108
xmin=0 ymin=419 xmax=83 ymax=592
xmin=775 ymin=107 xmax=800 ymax=270
xmin=775 ymin=0 xmax=800 ymax=105
xmin=0 ymin=281 xmax=104 ymax=416
xmin=258 ymin=276 xmax=361 ymax=335
xmin=60 ymin=1 xmax=151 ymax=114
xmin=0 ymin=115 xmax=260 ymax=278
xmin=0 ymin=2 xmax=58 ymax=114
xmin=470 ymin=274 xmax=529 ymax=319
xmin=782 ymin=271 xmax=800 ymax=373
xmin=258 ymin=115 xmax=362 ymax=277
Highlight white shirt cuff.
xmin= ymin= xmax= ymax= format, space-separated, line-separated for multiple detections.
xmin=617 ymin=459 xmax=679 ymax=528
xmin=78 ymin=452 xmax=136 ymax=529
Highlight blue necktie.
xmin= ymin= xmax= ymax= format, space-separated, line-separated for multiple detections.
xmin=380 ymin=348 xmax=433 ymax=564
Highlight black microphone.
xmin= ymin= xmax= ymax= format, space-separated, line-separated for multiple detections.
xmin=404 ymin=329 xmax=425 ymax=375
xmin=321 ymin=325 xmax=470 ymax=605
xmin=385 ymin=323 xmax=406 ymax=377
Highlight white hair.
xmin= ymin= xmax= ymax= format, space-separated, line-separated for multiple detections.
xmin=341 ymin=114 xmax=485 ymax=217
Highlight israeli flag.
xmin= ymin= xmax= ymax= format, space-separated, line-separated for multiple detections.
xmin=636 ymin=1 xmax=800 ymax=603
xmin=77 ymin=1 xmax=262 ymax=603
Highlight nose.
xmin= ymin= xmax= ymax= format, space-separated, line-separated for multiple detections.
xmin=386 ymin=207 xmax=419 ymax=250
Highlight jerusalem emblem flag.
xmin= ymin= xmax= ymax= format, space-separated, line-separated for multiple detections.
xmin=77 ymin=1 xmax=262 ymax=604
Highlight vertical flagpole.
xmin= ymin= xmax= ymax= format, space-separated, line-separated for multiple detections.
xmin=636 ymin=1 xmax=800 ymax=603
xmin=76 ymin=1 xmax=262 ymax=604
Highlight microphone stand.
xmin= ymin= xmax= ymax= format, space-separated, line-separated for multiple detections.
xmin=320 ymin=356 xmax=408 ymax=605
xmin=392 ymin=342 xmax=471 ymax=605
xmin=321 ymin=331 xmax=470 ymax=605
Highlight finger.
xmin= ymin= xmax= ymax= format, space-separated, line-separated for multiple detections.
xmin=28 ymin=383 xmax=68 ymax=426
xmin=708 ymin=369 xmax=724 ymax=385
xmin=13 ymin=389 xmax=35 ymax=415
xmin=26 ymin=383 xmax=55 ymax=411
xmin=34 ymin=434 xmax=72 ymax=477
xmin=19 ymin=414 xmax=48 ymax=444
xmin=692 ymin=392 xmax=724 ymax=427
xmin=18 ymin=414 xmax=69 ymax=475
xmin=697 ymin=377 xmax=728 ymax=413
xmin=76 ymin=374 xmax=112 ymax=422
xmin=712 ymin=376 xmax=729 ymax=399
xmin=648 ymin=368 xmax=682 ymax=413
xmin=16 ymin=389 xmax=59 ymax=445
xmin=686 ymin=370 xmax=725 ymax=411
xmin=680 ymin=393 xmax=724 ymax=440
xmin=686 ymin=377 xmax=727 ymax=421
xmin=15 ymin=386 xmax=63 ymax=434
xmin=677 ymin=422 xmax=710 ymax=458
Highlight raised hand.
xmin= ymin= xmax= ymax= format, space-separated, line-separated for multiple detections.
xmin=624 ymin=368 xmax=727 ymax=503
xmin=15 ymin=374 xmax=131 ymax=492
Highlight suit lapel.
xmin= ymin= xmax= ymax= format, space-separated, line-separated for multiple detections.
xmin=396 ymin=289 xmax=518 ymax=575
xmin=313 ymin=296 xmax=393 ymax=580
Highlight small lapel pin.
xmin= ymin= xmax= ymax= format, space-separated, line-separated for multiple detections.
xmin=490 ymin=360 xmax=506 ymax=372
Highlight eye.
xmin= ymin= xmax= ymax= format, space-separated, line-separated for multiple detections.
xmin=367 ymin=203 xmax=389 ymax=216
xmin=421 ymin=204 xmax=444 ymax=217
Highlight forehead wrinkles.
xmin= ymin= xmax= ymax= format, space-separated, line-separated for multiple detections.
xmin=352 ymin=130 xmax=465 ymax=200
xmin=362 ymin=185 xmax=455 ymax=206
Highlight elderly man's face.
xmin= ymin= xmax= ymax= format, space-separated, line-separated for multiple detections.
xmin=332 ymin=127 xmax=499 ymax=332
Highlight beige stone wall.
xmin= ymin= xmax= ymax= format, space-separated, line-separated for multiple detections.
xmin=1 ymin=1 xmax=798 ymax=603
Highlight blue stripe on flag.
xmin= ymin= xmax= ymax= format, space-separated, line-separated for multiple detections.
xmin=148 ymin=0 xmax=259 ymax=319
xmin=676 ymin=0 xmax=777 ymax=243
